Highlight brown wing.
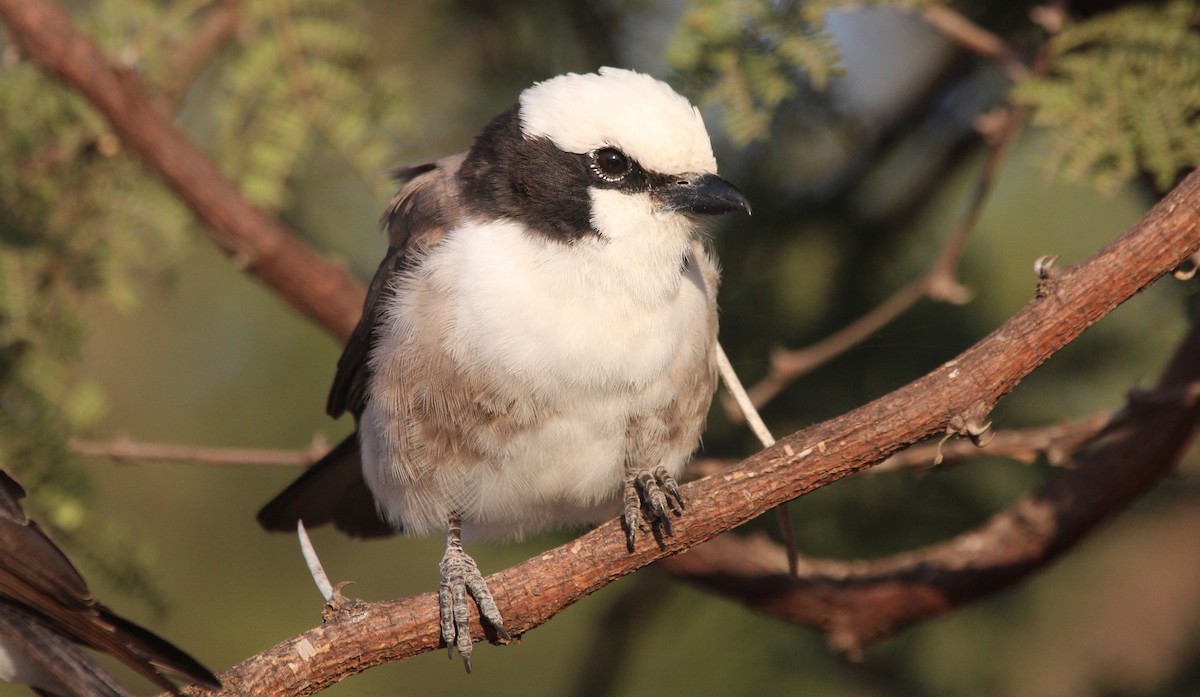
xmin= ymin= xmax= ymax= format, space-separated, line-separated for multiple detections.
xmin=327 ymin=155 xmax=467 ymax=419
xmin=261 ymin=155 xmax=467 ymax=538
xmin=0 ymin=467 xmax=219 ymax=694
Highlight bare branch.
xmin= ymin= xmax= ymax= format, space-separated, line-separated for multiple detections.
xmin=729 ymin=29 xmax=1056 ymax=419
xmin=920 ymin=3 xmax=1030 ymax=80
xmin=872 ymin=411 xmax=1113 ymax=472
xmin=162 ymin=0 xmax=243 ymax=107
xmin=663 ymin=322 xmax=1200 ymax=656
xmin=717 ymin=343 xmax=799 ymax=576
xmin=296 ymin=521 xmax=336 ymax=604
xmin=173 ymin=168 xmax=1200 ymax=694
xmin=67 ymin=407 xmax=1110 ymax=476
xmin=0 ymin=0 xmax=366 ymax=342
xmin=68 ymin=437 xmax=327 ymax=467
xmin=695 ymin=408 xmax=1130 ymax=478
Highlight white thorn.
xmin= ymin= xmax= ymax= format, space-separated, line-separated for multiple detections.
xmin=1033 ymin=254 xmax=1060 ymax=279
xmin=716 ymin=342 xmax=776 ymax=448
xmin=297 ymin=519 xmax=335 ymax=603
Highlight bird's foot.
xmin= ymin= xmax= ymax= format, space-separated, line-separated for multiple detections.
xmin=622 ymin=465 xmax=685 ymax=549
xmin=439 ymin=530 xmax=509 ymax=673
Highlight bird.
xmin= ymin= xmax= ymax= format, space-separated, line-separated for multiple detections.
xmin=257 ymin=66 xmax=750 ymax=670
xmin=0 ymin=466 xmax=220 ymax=697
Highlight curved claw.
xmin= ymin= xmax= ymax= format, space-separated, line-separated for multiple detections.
xmin=622 ymin=467 xmax=686 ymax=549
xmin=439 ymin=517 xmax=508 ymax=673
xmin=654 ymin=465 xmax=685 ymax=511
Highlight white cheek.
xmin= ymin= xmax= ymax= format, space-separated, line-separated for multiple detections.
xmin=588 ymin=188 xmax=693 ymax=244
xmin=589 ymin=188 xmax=652 ymax=240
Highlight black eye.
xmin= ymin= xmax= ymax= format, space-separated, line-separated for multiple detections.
xmin=592 ymin=147 xmax=632 ymax=180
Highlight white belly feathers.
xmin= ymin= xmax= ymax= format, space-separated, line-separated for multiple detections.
xmin=362 ymin=210 xmax=715 ymax=539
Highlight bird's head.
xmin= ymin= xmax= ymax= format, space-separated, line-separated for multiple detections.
xmin=459 ymin=67 xmax=750 ymax=243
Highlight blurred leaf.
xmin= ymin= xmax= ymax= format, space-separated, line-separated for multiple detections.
xmin=213 ymin=0 xmax=414 ymax=208
xmin=667 ymin=0 xmax=936 ymax=144
xmin=1014 ymin=0 xmax=1200 ymax=192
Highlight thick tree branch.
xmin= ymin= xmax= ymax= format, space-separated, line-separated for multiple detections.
xmin=177 ymin=170 xmax=1200 ymax=694
xmin=0 ymin=0 xmax=364 ymax=341
xmin=5 ymin=1 xmax=1200 ymax=693
xmin=663 ymin=336 xmax=1200 ymax=657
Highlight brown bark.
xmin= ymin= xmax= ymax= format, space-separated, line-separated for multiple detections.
xmin=665 ymin=329 xmax=1200 ymax=656
xmin=3 ymin=0 xmax=1200 ymax=693
xmin=190 ymin=170 xmax=1200 ymax=694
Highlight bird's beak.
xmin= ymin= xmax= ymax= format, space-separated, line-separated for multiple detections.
xmin=659 ymin=173 xmax=752 ymax=216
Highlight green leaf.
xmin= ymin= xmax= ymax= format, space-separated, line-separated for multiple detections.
xmin=1014 ymin=0 xmax=1200 ymax=192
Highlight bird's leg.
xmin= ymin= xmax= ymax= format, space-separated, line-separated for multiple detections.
xmin=622 ymin=464 xmax=686 ymax=549
xmin=438 ymin=513 xmax=509 ymax=673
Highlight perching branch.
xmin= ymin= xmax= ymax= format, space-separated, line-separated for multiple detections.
xmin=662 ymin=323 xmax=1200 ymax=657
xmin=178 ymin=169 xmax=1200 ymax=694
xmin=5 ymin=1 xmax=1200 ymax=693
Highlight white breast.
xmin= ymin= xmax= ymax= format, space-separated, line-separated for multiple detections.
xmin=365 ymin=191 xmax=717 ymax=539
xmin=428 ymin=219 xmax=706 ymax=392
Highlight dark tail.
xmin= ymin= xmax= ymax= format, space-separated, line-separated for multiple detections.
xmin=256 ymin=433 xmax=395 ymax=538
xmin=0 ymin=466 xmax=219 ymax=695
xmin=99 ymin=608 xmax=222 ymax=693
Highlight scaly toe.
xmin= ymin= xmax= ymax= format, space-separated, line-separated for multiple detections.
xmin=622 ymin=467 xmax=685 ymax=547
xmin=440 ymin=539 xmax=506 ymax=672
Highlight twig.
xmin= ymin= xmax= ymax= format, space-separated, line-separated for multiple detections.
xmin=80 ymin=415 xmax=1103 ymax=477
xmin=162 ymin=0 xmax=242 ymax=107
xmin=696 ymin=410 xmax=1117 ymax=477
xmin=716 ymin=343 xmax=798 ymax=577
xmin=297 ymin=521 xmax=335 ymax=604
xmin=68 ymin=437 xmax=327 ymax=467
xmin=728 ymin=22 xmax=1056 ymax=420
xmin=920 ymin=4 xmax=1031 ymax=81
xmin=871 ymin=412 xmax=1113 ymax=472
xmin=717 ymin=343 xmax=777 ymax=447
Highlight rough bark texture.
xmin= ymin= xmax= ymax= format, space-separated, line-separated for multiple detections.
xmin=188 ymin=169 xmax=1200 ymax=694
xmin=3 ymin=0 xmax=1200 ymax=693
xmin=664 ymin=328 xmax=1200 ymax=656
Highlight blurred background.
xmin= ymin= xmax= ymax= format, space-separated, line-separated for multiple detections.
xmin=2 ymin=0 xmax=1199 ymax=695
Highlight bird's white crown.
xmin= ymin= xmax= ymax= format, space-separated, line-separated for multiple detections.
xmin=518 ymin=67 xmax=718 ymax=177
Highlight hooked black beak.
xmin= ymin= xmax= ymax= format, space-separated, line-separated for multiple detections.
xmin=659 ymin=173 xmax=752 ymax=216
